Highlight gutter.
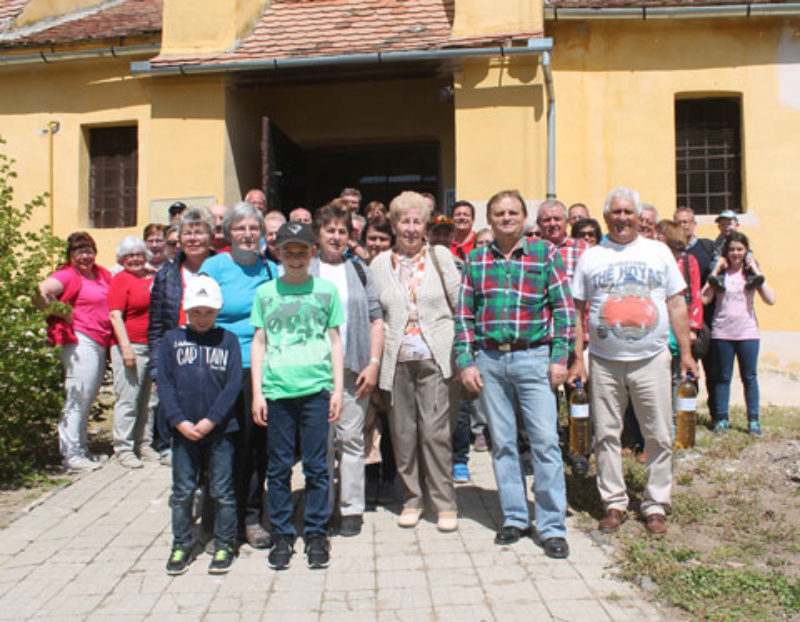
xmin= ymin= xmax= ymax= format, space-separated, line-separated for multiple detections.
xmin=0 ymin=42 xmax=159 ymax=66
xmin=545 ymin=2 xmax=800 ymax=20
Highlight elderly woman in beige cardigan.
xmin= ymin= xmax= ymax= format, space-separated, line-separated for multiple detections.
xmin=371 ymin=191 xmax=461 ymax=532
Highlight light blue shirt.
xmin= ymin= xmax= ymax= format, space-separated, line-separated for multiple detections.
xmin=200 ymin=253 xmax=277 ymax=368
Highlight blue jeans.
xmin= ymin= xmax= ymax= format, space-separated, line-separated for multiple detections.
xmin=267 ymin=391 xmax=330 ymax=537
xmin=476 ymin=346 xmax=567 ymax=539
xmin=171 ymin=433 xmax=236 ymax=548
xmin=711 ymin=338 xmax=760 ymax=420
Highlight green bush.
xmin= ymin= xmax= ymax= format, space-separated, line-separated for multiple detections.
xmin=0 ymin=143 xmax=65 ymax=484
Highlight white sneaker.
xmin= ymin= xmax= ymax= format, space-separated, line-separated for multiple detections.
xmin=117 ymin=451 xmax=144 ymax=469
xmin=63 ymin=455 xmax=102 ymax=472
xmin=138 ymin=445 xmax=161 ymax=462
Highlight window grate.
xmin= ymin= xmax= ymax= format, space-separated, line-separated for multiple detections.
xmin=89 ymin=126 xmax=138 ymax=228
xmin=675 ymin=97 xmax=741 ymax=215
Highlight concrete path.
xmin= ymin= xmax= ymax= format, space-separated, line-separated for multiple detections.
xmin=0 ymin=450 xmax=670 ymax=621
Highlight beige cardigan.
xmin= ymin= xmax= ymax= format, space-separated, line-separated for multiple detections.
xmin=370 ymin=244 xmax=461 ymax=391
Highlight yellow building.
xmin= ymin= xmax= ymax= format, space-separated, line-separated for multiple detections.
xmin=1 ymin=0 xmax=799 ymax=399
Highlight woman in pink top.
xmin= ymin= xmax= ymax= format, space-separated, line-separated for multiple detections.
xmin=109 ymin=236 xmax=156 ymax=469
xmin=702 ymin=232 xmax=775 ymax=436
xmin=38 ymin=232 xmax=112 ymax=471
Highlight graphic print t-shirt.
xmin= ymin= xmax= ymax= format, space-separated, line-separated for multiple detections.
xmin=572 ymin=236 xmax=685 ymax=361
xmin=250 ymin=276 xmax=344 ymax=400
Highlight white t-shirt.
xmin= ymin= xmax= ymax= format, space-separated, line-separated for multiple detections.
xmin=319 ymin=261 xmax=349 ymax=348
xmin=572 ymin=236 xmax=686 ymax=362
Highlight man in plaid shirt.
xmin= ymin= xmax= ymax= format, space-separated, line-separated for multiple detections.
xmin=455 ymin=190 xmax=575 ymax=559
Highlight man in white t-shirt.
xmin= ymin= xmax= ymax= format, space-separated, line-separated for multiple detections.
xmin=568 ymin=187 xmax=698 ymax=536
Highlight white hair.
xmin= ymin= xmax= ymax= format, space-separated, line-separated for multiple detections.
xmin=603 ymin=187 xmax=642 ymax=215
xmin=223 ymin=201 xmax=264 ymax=239
xmin=116 ymin=236 xmax=147 ymax=262
xmin=536 ymin=199 xmax=567 ymax=221
xmin=641 ymin=203 xmax=658 ymax=220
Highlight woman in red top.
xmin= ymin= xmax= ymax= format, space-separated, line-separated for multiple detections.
xmin=109 ymin=236 xmax=156 ymax=468
xmin=38 ymin=232 xmax=112 ymax=472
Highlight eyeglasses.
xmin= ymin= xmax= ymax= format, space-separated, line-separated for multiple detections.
xmin=525 ymin=230 xmax=541 ymax=238
xmin=578 ymin=230 xmax=597 ymax=239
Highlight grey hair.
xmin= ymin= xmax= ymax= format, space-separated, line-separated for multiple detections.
xmin=603 ymin=187 xmax=642 ymax=214
xmin=641 ymin=203 xmax=658 ymax=220
xmin=116 ymin=235 xmax=147 ymax=262
xmin=264 ymin=210 xmax=286 ymax=225
xmin=537 ymin=199 xmax=568 ymax=221
xmin=223 ymin=201 xmax=265 ymax=239
xmin=352 ymin=213 xmax=366 ymax=227
xmin=178 ymin=206 xmax=214 ymax=236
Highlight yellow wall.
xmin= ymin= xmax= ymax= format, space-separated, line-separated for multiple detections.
xmin=452 ymin=0 xmax=542 ymax=38
xmin=161 ymin=0 xmax=266 ymax=55
xmin=549 ymin=18 xmax=800 ymax=333
xmin=454 ymin=55 xmax=547 ymax=203
xmin=17 ymin=0 xmax=100 ymax=26
xmin=0 ymin=58 xmax=152 ymax=267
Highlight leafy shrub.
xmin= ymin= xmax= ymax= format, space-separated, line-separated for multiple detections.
xmin=0 ymin=143 xmax=65 ymax=484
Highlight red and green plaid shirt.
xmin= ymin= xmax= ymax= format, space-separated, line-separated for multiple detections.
xmin=455 ymin=237 xmax=575 ymax=370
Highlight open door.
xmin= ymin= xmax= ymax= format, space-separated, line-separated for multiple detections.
xmin=261 ymin=117 xmax=308 ymax=214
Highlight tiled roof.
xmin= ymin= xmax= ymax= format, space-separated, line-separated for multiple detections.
xmin=151 ymin=0 xmax=481 ymax=68
xmin=0 ymin=0 xmax=29 ymax=32
xmin=548 ymin=0 xmax=794 ymax=7
xmin=0 ymin=0 xmax=161 ymax=47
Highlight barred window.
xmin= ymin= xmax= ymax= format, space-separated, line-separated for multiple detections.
xmin=675 ymin=97 xmax=742 ymax=215
xmin=89 ymin=126 xmax=138 ymax=228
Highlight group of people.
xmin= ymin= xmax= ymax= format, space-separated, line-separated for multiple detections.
xmin=36 ymin=183 xmax=775 ymax=574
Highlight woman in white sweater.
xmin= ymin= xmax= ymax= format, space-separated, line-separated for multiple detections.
xmin=370 ymin=191 xmax=461 ymax=532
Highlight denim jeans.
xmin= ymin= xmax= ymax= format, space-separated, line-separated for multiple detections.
xmin=171 ymin=433 xmax=237 ymax=549
xmin=267 ymin=391 xmax=330 ymax=537
xmin=476 ymin=346 xmax=567 ymax=539
xmin=233 ymin=371 xmax=268 ymax=531
xmin=711 ymin=338 xmax=760 ymax=420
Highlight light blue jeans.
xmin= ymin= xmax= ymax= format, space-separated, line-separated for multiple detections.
xmin=476 ymin=346 xmax=567 ymax=539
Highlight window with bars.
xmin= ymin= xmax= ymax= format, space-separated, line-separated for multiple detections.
xmin=89 ymin=126 xmax=138 ymax=228
xmin=675 ymin=97 xmax=742 ymax=215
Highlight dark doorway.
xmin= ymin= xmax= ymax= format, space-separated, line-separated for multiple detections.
xmin=261 ymin=118 xmax=440 ymax=214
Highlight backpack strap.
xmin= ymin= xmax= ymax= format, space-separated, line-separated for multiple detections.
xmin=352 ymin=259 xmax=367 ymax=288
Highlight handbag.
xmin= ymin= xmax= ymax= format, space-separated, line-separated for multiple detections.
xmin=682 ymin=253 xmax=710 ymax=360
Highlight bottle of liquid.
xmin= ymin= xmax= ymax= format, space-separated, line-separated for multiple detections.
xmin=569 ymin=380 xmax=591 ymax=456
xmin=675 ymin=375 xmax=698 ymax=449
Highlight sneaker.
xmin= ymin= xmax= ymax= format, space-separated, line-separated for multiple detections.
xmin=159 ymin=450 xmax=172 ymax=467
xmin=473 ymin=431 xmax=489 ymax=452
xmin=713 ymin=420 xmax=730 ymax=435
xmin=748 ymin=420 xmax=763 ymax=437
xmin=138 ymin=445 xmax=161 ymax=462
xmin=707 ymin=274 xmax=726 ymax=292
xmin=63 ymin=455 xmax=102 ymax=472
xmin=268 ymin=535 xmax=294 ymax=570
xmin=453 ymin=462 xmax=470 ymax=483
xmin=339 ymin=515 xmax=363 ymax=537
xmin=116 ymin=451 xmax=144 ymax=469
xmin=208 ymin=544 xmax=235 ymax=574
xmin=304 ymin=532 xmax=330 ymax=569
xmin=166 ymin=545 xmax=194 ymax=575
xmin=245 ymin=522 xmax=273 ymax=549
xmin=745 ymin=274 xmax=765 ymax=291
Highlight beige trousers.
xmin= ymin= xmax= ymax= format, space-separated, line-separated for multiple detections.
xmin=390 ymin=359 xmax=457 ymax=513
xmin=590 ymin=349 xmax=673 ymax=516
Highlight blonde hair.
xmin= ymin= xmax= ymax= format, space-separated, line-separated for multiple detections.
xmin=388 ymin=191 xmax=431 ymax=224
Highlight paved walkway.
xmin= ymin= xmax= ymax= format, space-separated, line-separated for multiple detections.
xmin=0 ymin=451 xmax=670 ymax=621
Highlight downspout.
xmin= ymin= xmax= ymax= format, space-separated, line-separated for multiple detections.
xmin=541 ymin=50 xmax=556 ymax=200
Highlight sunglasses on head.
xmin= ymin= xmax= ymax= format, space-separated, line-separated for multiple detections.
xmin=525 ymin=229 xmax=541 ymax=238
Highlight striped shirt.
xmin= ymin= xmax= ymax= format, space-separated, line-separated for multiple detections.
xmin=455 ymin=237 xmax=575 ymax=370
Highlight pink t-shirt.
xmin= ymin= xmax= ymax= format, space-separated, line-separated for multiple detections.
xmin=711 ymin=269 xmax=760 ymax=341
xmin=52 ymin=267 xmax=112 ymax=347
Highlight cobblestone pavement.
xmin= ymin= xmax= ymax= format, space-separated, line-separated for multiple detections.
xmin=0 ymin=450 xmax=672 ymax=621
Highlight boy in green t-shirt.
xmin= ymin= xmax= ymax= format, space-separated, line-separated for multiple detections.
xmin=251 ymin=222 xmax=344 ymax=570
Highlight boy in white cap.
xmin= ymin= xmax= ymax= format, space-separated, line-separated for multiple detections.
xmin=707 ymin=209 xmax=763 ymax=291
xmin=159 ymin=275 xmax=243 ymax=575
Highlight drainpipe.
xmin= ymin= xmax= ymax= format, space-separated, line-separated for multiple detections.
xmin=541 ymin=50 xmax=556 ymax=200
xmin=545 ymin=2 xmax=800 ymax=20
xmin=0 ymin=43 xmax=159 ymax=66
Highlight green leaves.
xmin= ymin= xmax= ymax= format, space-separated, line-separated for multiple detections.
xmin=0 ymin=141 xmax=65 ymax=484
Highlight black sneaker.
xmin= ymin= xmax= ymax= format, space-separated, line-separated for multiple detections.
xmin=268 ymin=535 xmax=294 ymax=570
xmin=208 ymin=544 xmax=235 ymax=574
xmin=745 ymin=274 xmax=765 ymax=290
xmin=304 ymin=532 xmax=330 ymax=569
xmin=166 ymin=545 xmax=194 ymax=575
xmin=339 ymin=515 xmax=363 ymax=537
xmin=707 ymin=274 xmax=725 ymax=292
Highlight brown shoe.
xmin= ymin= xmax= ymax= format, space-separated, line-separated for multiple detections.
xmin=645 ymin=513 xmax=667 ymax=535
xmin=598 ymin=509 xmax=626 ymax=534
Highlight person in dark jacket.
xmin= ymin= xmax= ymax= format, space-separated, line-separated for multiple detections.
xmin=160 ymin=275 xmax=242 ymax=576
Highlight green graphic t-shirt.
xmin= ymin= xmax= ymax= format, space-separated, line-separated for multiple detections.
xmin=250 ymin=276 xmax=344 ymax=400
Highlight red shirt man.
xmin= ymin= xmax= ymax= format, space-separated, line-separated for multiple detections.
xmin=450 ymin=200 xmax=477 ymax=260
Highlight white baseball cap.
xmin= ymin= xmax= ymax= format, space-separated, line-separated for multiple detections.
xmin=183 ymin=275 xmax=223 ymax=311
